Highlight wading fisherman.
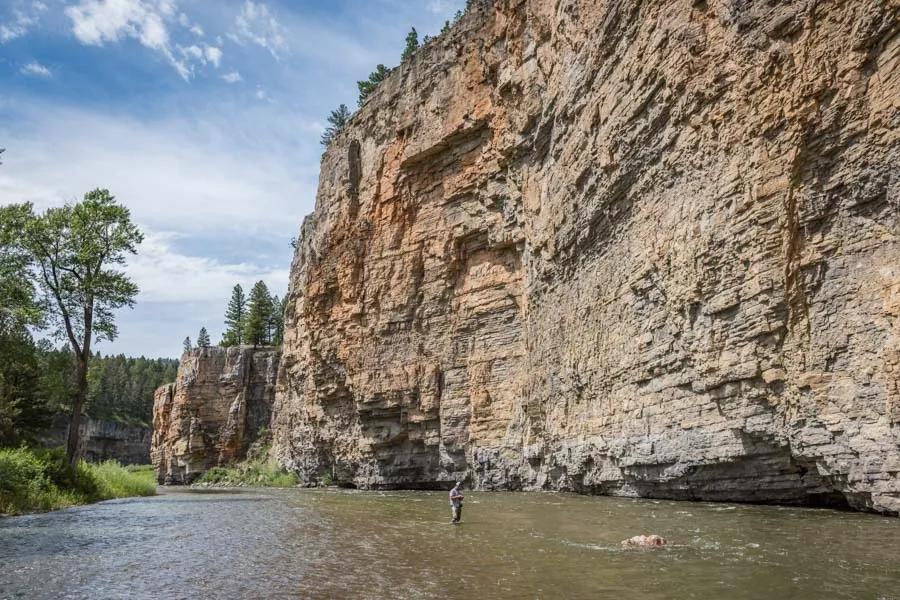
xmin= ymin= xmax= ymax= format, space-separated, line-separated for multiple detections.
xmin=449 ymin=481 xmax=464 ymax=524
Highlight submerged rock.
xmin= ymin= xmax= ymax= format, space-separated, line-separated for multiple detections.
xmin=622 ymin=535 xmax=669 ymax=549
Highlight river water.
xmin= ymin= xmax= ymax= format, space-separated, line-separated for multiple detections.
xmin=1 ymin=487 xmax=898 ymax=599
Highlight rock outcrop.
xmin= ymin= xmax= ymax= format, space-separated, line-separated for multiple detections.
xmin=152 ymin=347 xmax=279 ymax=484
xmin=271 ymin=0 xmax=900 ymax=514
xmin=39 ymin=415 xmax=151 ymax=465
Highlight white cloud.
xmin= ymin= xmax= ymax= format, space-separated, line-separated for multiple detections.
xmin=20 ymin=61 xmax=51 ymax=77
xmin=221 ymin=70 xmax=242 ymax=83
xmin=65 ymin=0 xmax=192 ymax=79
xmin=189 ymin=24 xmax=203 ymax=36
xmin=0 ymin=1 xmax=47 ymax=43
xmin=204 ymin=45 xmax=221 ymax=67
xmin=229 ymin=1 xmax=286 ymax=60
xmin=128 ymin=230 xmax=288 ymax=304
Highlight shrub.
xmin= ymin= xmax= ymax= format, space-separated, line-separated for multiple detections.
xmin=195 ymin=458 xmax=299 ymax=488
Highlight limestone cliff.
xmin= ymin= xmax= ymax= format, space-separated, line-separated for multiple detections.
xmin=152 ymin=346 xmax=279 ymax=484
xmin=272 ymin=0 xmax=900 ymax=514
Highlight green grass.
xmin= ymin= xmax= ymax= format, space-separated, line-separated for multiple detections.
xmin=0 ymin=447 xmax=156 ymax=516
xmin=196 ymin=458 xmax=299 ymax=487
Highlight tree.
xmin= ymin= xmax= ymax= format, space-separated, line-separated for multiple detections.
xmin=271 ymin=295 xmax=287 ymax=346
xmin=14 ymin=190 xmax=142 ymax=464
xmin=441 ymin=20 xmax=451 ymax=34
xmin=357 ymin=64 xmax=391 ymax=106
xmin=197 ymin=327 xmax=210 ymax=348
xmin=243 ymin=280 xmax=274 ymax=346
xmin=183 ymin=337 xmax=192 ymax=353
xmin=224 ymin=284 xmax=246 ymax=346
xmin=402 ymin=27 xmax=419 ymax=62
xmin=320 ymin=104 xmax=352 ymax=147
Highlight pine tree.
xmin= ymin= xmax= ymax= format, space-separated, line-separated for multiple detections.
xmin=441 ymin=20 xmax=451 ymax=34
xmin=197 ymin=327 xmax=210 ymax=348
xmin=320 ymin=104 xmax=352 ymax=147
xmin=224 ymin=284 xmax=246 ymax=346
xmin=183 ymin=337 xmax=192 ymax=353
xmin=402 ymin=27 xmax=419 ymax=62
xmin=243 ymin=281 xmax=274 ymax=347
xmin=357 ymin=64 xmax=391 ymax=106
xmin=270 ymin=295 xmax=287 ymax=346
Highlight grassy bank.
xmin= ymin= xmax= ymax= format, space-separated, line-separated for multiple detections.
xmin=0 ymin=447 xmax=156 ymax=516
xmin=196 ymin=457 xmax=299 ymax=487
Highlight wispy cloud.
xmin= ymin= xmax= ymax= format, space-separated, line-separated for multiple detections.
xmin=229 ymin=1 xmax=287 ymax=60
xmin=221 ymin=70 xmax=242 ymax=83
xmin=0 ymin=0 xmax=47 ymax=43
xmin=65 ymin=0 xmax=192 ymax=79
xmin=20 ymin=61 xmax=51 ymax=77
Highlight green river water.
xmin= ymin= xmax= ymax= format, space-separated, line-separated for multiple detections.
xmin=1 ymin=487 xmax=898 ymax=599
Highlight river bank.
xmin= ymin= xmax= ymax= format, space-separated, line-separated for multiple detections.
xmin=2 ymin=487 xmax=898 ymax=599
xmin=0 ymin=447 xmax=155 ymax=516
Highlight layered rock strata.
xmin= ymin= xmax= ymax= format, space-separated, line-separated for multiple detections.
xmin=152 ymin=346 xmax=279 ymax=484
xmin=271 ymin=0 xmax=900 ymax=513
xmin=39 ymin=415 xmax=151 ymax=465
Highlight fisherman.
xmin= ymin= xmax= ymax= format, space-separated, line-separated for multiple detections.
xmin=449 ymin=481 xmax=464 ymax=524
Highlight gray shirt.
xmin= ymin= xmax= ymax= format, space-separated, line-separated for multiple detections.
xmin=449 ymin=486 xmax=463 ymax=507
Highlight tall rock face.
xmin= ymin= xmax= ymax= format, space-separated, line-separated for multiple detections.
xmin=152 ymin=347 xmax=279 ymax=484
xmin=272 ymin=0 xmax=900 ymax=513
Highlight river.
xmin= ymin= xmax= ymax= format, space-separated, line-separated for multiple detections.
xmin=1 ymin=487 xmax=898 ymax=599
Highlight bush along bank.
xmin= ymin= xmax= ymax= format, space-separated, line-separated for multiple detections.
xmin=0 ymin=447 xmax=156 ymax=516
xmin=194 ymin=435 xmax=298 ymax=488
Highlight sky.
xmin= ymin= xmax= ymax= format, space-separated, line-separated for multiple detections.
xmin=0 ymin=0 xmax=466 ymax=359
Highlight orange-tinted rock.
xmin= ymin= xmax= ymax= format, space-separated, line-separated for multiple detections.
xmin=270 ymin=0 xmax=900 ymax=514
xmin=151 ymin=347 xmax=279 ymax=484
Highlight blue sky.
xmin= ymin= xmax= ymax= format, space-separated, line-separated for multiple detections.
xmin=0 ymin=0 xmax=465 ymax=358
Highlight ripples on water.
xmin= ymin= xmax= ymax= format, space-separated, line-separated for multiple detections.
xmin=1 ymin=488 xmax=898 ymax=599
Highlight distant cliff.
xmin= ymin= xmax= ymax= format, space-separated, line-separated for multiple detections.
xmin=151 ymin=346 xmax=279 ymax=484
xmin=40 ymin=415 xmax=151 ymax=465
xmin=269 ymin=0 xmax=900 ymax=514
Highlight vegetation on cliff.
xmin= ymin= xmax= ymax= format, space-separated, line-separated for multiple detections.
xmin=217 ymin=280 xmax=285 ymax=348
xmin=195 ymin=434 xmax=297 ymax=487
xmin=0 ymin=447 xmax=155 ymax=516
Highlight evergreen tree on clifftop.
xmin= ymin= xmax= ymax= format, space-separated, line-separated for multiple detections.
xmin=271 ymin=295 xmax=286 ymax=346
xmin=401 ymin=27 xmax=419 ymax=62
xmin=243 ymin=281 xmax=274 ymax=347
xmin=197 ymin=327 xmax=210 ymax=348
xmin=357 ymin=64 xmax=391 ymax=107
xmin=183 ymin=337 xmax=192 ymax=353
xmin=223 ymin=284 xmax=246 ymax=346
xmin=320 ymin=104 xmax=351 ymax=147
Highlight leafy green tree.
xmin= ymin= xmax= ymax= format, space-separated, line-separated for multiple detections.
xmin=12 ymin=190 xmax=143 ymax=464
xmin=357 ymin=64 xmax=391 ymax=106
xmin=197 ymin=327 xmax=210 ymax=348
xmin=320 ymin=104 xmax=352 ymax=147
xmin=224 ymin=284 xmax=246 ymax=346
xmin=243 ymin=280 xmax=274 ymax=346
xmin=402 ymin=27 xmax=419 ymax=61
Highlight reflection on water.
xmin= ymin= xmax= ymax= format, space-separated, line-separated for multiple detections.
xmin=1 ymin=488 xmax=898 ymax=599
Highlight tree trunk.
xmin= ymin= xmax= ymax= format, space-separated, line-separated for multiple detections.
xmin=66 ymin=355 xmax=89 ymax=466
xmin=66 ymin=299 xmax=93 ymax=467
